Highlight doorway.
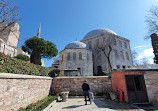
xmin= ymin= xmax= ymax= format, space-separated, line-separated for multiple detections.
xmin=125 ymin=75 xmax=148 ymax=103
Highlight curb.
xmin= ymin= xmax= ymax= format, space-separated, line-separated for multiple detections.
xmin=43 ymin=100 xmax=57 ymax=111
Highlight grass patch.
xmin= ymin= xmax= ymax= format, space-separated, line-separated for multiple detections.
xmin=18 ymin=94 xmax=59 ymax=111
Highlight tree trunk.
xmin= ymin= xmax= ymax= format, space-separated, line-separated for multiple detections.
xmin=103 ymin=51 xmax=112 ymax=72
xmin=30 ymin=51 xmax=41 ymax=65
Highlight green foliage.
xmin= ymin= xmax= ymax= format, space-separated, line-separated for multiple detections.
xmin=0 ymin=52 xmax=51 ymax=76
xmin=18 ymin=94 xmax=59 ymax=111
xmin=22 ymin=36 xmax=58 ymax=65
xmin=99 ymin=71 xmax=108 ymax=76
xmin=14 ymin=54 xmax=30 ymax=61
xmin=48 ymin=68 xmax=63 ymax=77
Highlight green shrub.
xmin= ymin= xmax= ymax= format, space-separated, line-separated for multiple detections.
xmin=14 ymin=54 xmax=30 ymax=61
xmin=48 ymin=68 xmax=63 ymax=77
xmin=18 ymin=94 xmax=59 ymax=111
xmin=0 ymin=52 xmax=51 ymax=76
xmin=99 ymin=71 xmax=108 ymax=76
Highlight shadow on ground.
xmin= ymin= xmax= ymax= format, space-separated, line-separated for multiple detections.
xmin=94 ymin=98 xmax=158 ymax=110
xmin=62 ymin=105 xmax=84 ymax=109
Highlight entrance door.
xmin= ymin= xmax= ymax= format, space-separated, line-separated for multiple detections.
xmin=125 ymin=75 xmax=148 ymax=103
xmin=97 ymin=66 xmax=102 ymax=75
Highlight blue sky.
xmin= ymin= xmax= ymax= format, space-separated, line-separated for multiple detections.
xmin=14 ymin=0 xmax=158 ymax=67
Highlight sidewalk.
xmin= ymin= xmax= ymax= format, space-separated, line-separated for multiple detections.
xmin=48 ymin=97 xmax=143 ymax=111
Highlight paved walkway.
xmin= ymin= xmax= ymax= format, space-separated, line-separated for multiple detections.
xmin=48 ymin=97 xmax=144 ymax=111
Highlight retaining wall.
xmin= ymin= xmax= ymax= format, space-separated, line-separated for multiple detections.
xmin=0 ymin=73 xmax=53 ymax=111
xmin=52 ymin=76 xmax=111 ymax=94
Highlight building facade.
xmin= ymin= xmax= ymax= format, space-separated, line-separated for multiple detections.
xmin=81 ymin=28 xmax=133 ymax=75
xmin=52 ymin=28 xmax=133 ymax=76
xmin=53 ymin=41 xmax=93 ymax=76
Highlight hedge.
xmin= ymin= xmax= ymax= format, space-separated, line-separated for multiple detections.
xmin=0 ymin=52 xmax=51 ymax=76
xmin=18 ymin=94 xmax=59 ymax=111
xmin=14 ymin=54 xmax=30 ymax=61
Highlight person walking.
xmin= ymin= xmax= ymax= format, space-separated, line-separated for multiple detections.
xmin=82 ymin=80 xmax=92 ymax=105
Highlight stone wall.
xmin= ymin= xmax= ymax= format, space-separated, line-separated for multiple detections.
xmin=52 ymin=76 xmax=111 ymax=94
xmin=144 ymin=71 xmax=158 ymax=102
xmin=0 ymin=73 xmax=53 ymax=111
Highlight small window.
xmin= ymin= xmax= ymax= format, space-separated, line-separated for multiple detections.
xmin=124 ymin=42 xmax=127 ymax=48
xmin=79 ymin=52 xmax=82 ymax=60
xmin=88 ymin=41 xmax=92 ymax=49
xmin=73 ymin=52 xmax=76 ymax=61
xmin=113 ymin=38 xmax=116 ymax=45
xmin=120 ymin=51 xmax=124 ymax=59
xmin=87 ymin=53 xmax=89 ymax=60
xmin=122 ymin=66 xmax=126 ymax=69
xmin=62 ymin=55 xmax=64 ymax=61
xmin=119 ymin=40 xmax=122 ymax=47
xmin=126 ymin=52 xmax=129 ymax=60
xmin=128 ymin=66 xmax=130 ymax=68
xmin=116 ymin=65 xmax=120 ymax=69
xmin=114 ymin=50 xmax=119 ymax=59
xmin=67 ymin=53 xmax=70 ymax=61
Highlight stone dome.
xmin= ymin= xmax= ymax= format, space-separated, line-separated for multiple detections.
xmin=65 ymin=41 xmax=88 ymax=49
xmin=83 ymin=28 xmax=117 ymax=40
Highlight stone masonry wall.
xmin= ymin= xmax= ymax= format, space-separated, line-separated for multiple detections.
xmin=144 ymin=71 xmax=158 ymax=102
xmin=0 ymin=73 xmax=53 ymax=111
xmin=52 ymin=76 xmax=111 ymax=94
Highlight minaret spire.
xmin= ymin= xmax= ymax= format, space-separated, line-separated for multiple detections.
xmin=37 ymin=23 xmax=41 ymax=37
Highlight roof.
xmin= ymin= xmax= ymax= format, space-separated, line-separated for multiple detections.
xmin=83 ymin=28 xmax=117 ymax=40
xmin=65 ymin=41 xmax=88 ymax=49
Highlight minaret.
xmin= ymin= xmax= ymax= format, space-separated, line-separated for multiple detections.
xmin=37 ymin=23 xmax=41 ymax=37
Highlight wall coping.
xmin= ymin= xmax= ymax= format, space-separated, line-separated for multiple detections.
xmin=0 ymin=73 xmax=53 ymax=80
xmin=54 ymin=76 xmax=109 ymax=78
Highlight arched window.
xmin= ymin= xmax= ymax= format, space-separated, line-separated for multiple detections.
xmin=87 ymin=53 xmax=89 ymax=60
xmin=124 ymin=42 xmax=127 ymax=48
xmin=96 ymin=39 xmax=99 ymax=44
xmin=119 ymin=40 xmax=122 ymax=47
xmin=126 ymin=52 xmax=129 ymax=60
xmin=88 ymin=41 xmax=92 ymax=49
xmin=73 ymin=52 xmax=76 ymax=61
xmin=79 ymin=52 xmax=82 ymax=60
xmin=114 ymin=50 xmax=119 ymax=59
xmin=67 ymin=52 xmax=70 ymax=61
xmin=113 ymin=38 xmax=116 ymax=45
xmin=120 ymin=51 xmax=124 ymax=59
xmin=62 ymin=54 xmax=63 ymax=61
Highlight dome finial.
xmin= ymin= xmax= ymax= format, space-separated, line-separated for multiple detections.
xmin=37 ymin=23 xmax=41 ymax=37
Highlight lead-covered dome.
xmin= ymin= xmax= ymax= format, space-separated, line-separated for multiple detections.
xmin=83 ymin=28 xmax=117 ymax=40
xmin=65 ymin=41 xmax=88 ymax=49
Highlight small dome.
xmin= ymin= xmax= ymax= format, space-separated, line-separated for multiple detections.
xmin=65 ymin=41 xmax=88 ymax=49
xmin=83 ymin=28 xmax=117 ymax=40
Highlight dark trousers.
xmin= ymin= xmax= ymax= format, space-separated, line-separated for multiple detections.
xmin=83 ymin=91 xmax=91 ymax=104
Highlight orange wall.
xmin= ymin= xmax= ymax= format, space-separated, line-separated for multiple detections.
xmin=111 ymin=71 xmax=144 ymax=102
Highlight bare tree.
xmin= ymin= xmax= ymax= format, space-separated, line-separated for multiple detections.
xmin=0 ymin=0 xmax=20 ymax=32
xmin=94 ymin=34 xmax=114 ymax=72
xmin=141 ymin=57 xmax=149 ymax=66
xmin=145 ymin=6 xmax=158 ymax=39
xmin=132 ymin=50 xmax=139 ymax=66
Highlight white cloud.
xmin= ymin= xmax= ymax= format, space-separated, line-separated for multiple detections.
xmin=134 ymin=44 xmax=151 ymax=49
xmin=148 ymin=59 xmax=154 ymax=64
xmin=134 ymin=45 xmax=146 ymax=49
xmin=137 ymin=48 xmax=154 ymax=59
xmin=136 ymin=48 xmax=154 ymax=64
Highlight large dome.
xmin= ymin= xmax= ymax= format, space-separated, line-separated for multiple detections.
xmin=83 ymin=28 xmax=117 ymax=40
xmin=65 ymin=41 xmax=88 ymax=49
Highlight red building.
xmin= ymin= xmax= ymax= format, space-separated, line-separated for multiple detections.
xmin=111 ymin=69 xmax=158 ymax=103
